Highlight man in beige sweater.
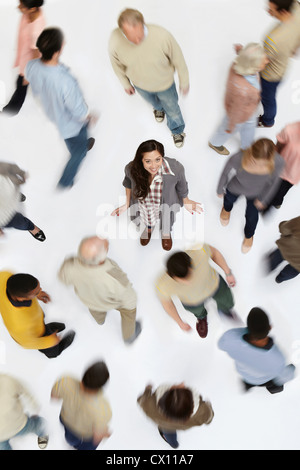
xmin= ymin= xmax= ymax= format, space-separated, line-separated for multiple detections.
xmin=109 ymin=9 xmax=189 ymax=148
xmin=259 ymin=0 xmax=300 ymax=127
xmin=58 ymin=236 xmax=141 ymax=344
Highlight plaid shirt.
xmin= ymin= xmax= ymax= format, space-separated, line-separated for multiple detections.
xmin=138 ymin=158 xmax=174 ymax=229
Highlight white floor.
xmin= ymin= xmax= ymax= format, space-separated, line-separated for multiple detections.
xmin=0 ymin=0 xmax=300 ymax=451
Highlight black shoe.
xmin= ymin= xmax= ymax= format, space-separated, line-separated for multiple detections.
xmin=59 ymin=330 xmax=76 ymax=352
xmin=158 ymin=429 xmax=179 ymax=449
xmin=29 ymin=230 xmax=46 ymax=242
xmin=265 ymin=383 xmax=284 ymax=394
xmin=257 ymin=115 xmax=273 ymax=128
xmin=88 ymin=138 xmax=95 ymax=151
xmin=20 ymin=193 xmax=26 ymax=202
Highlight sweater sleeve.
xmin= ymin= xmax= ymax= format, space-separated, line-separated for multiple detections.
xmin=108 ymin=32 xmax=132 ymax=90
xmin=258 ymin=154 xmax=285 ymax=206
xmin=163 ymin=30 xmax=189 ymax=90
xmin=174 ymin=161 xmax=189 ymax=199
xmin=216 ymin=153 xmax=240 ymax=194
xmin=122 ymin=164 xmax=132 ymax=189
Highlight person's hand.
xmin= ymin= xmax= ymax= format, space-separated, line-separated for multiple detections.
xmin=111 ymin=204 xmax=128 ymax=216
xmin=87 ymin=113 xmax=99 ymax=126
xmin=225 ymin=129 xmax=232 ymax=134
xmin=254 ymin=199 xmax=266 ymax=211
xmin=125 ymin=86 xmax=135 ymax=95
xmin=183 ymin=199 xmax=203 ymax=214
xmin=234 ymin=43 xmax=243 ymax=53
xmin=226 ymin=273 xmax=236 ymax=288
xmin=37 ymin=291 xmax=51 ymax=303
xmin=217 ymin=193 xmax=224 ymax=198
xmin=180 ymin=85 xmax=189 ymax=96
xmin=179 ymin=321 xmax=192 ymax=332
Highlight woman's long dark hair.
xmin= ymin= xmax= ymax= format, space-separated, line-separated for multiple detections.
xmin=129 ymin=140 xmax=165 ymax=199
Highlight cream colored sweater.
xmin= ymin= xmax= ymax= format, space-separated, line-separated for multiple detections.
xmin=108 ymin=24 xmax=189 ymax=92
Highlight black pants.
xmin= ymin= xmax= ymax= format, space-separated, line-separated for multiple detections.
xmin=3 ymin=212 xmax=35 ymax=231
xmin=2 ymin=75 xmax=28 ymax=116
xmin=38 ymin=322 xmax=66 ymax=358
xmin=268 ymin=248 xmax=299 ymax=282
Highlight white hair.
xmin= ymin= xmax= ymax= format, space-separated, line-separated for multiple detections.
xmin=78 ymin=237 xmax=108 ymax=266
xmin=233 ymin=43 xmax=265 ymax=75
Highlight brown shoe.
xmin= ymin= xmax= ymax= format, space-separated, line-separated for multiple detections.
xmin=161 ymin=234 xmax=172 ymax=251
xmin=220 ymin=207 xmax=230 ymax=226
xmin=196 ymin=317 xmax=208 ymax=338
xmin=140 ymin=228 xmax=152 ymax=246
xmin=241 ymin=236 xmax=253 ymax=254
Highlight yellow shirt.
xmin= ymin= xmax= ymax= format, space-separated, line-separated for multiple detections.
xmin=0 ymin=271 xmax=57 ymax=350
xmin=155 ymin=244 xmax=219 ymax=306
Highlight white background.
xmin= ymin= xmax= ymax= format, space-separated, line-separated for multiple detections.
xmin=0 ymin=0 xmax=300 ymax=451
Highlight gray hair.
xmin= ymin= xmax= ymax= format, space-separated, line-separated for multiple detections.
xmin=233 ymin=43 xmax=265 ymax=75
xmin=78 ymin=236 xmax=108 ymax=266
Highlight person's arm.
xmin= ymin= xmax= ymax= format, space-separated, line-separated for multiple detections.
xmin=164 ymin=31 xmax=189 ymax=93
xmin=209 ymin=245 xmax=236 ymax=287
xmin=108 ymin=34 xmax=133 ymax=92
xmin=216 ymin=155 xmax=236 ymax=196
xmin=160 ymin=298 xmax=192 ymax=331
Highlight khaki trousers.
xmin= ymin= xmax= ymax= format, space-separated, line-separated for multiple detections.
xmin=88 ymin=307 xmax=137 ymax=341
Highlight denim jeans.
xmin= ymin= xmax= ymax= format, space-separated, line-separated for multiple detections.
xmin=60 ymin=416 xmax=99 ymax=450
xmin=260 ymin=77 xmax=281 ymax=126
xmin=210 ymin=113 xmax=256 ymax=150
xmin=59 ymin=123 xmax=89 ymax=187
xmin=135 ymin=82 xmax=185 ymax=134
xmin=268 ymin=248 xmax=299 ymax=282
xmin=4 ymin=212 xmax=35 ymax=231
xmin=0 ymin=415 xmax=47 ymax=450
xmin=224 ymin=190 xmax=259 ymax=238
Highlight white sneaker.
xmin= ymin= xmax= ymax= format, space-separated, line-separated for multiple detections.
xmin=173 ymin=133 xmax=186 ymax=148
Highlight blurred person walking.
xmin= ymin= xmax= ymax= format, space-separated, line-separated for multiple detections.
xmin=137 ymin=383 xmax=213 ymax=449
xmin=217 ymin=138 xmax=284 ymax=253
xmin=51 ymin=361 xmax=112 ymax=451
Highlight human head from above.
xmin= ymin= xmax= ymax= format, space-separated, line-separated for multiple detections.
xmin=267 ymin=0 xmax=294 ymax=19
xmin=166 ymin=251 xmax=193 ymax=284
xmin=78 ymin=236 xmax=109 ymax=266
xmin=244 ymin=138 xmax=276 ymax=171
xmin=118 ymin=8 xmax=145 ymax=45
xmin=247 ymin=307 xmax=271 ymax=340
xmin=18 ymin=0 xmax=43 ymax=13
xmin=36 ymin=27 xmax=64 ymax=62
xmin=6 ymin=273 xmax=41 ymax=302
xmin=234 ymin=43 xmax=269 ymax=75
xmin=130 ymin=139 xmax=165 ymax=199
xmin=81 ymin=361 xmax=110 ymax=393
xmin=158 ymin=385 xmax=194 ymax=421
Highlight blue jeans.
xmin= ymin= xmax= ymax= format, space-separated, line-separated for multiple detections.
xmin=135 ymin=83 xmax=185 ymax=134
xmin=260 ymin=77 xmax=281 ymax=126
xmin=59 ymin=124 xmax=89 ymax=187
xmin=268 ymin=248 xmax=299 ymax=283
xmin=224 ymin=190 xmax=259 ymax=239
xmin=210 ymin=113 xmax=256 ymax=150
xmin=4 ymin=212 xmax=35 ymax=231
xmin=60 ymin=416 xmax=99 ymax=450
xmin=0 ymin=415 xmax=47 ymax=450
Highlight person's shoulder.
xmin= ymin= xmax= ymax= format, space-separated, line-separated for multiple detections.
xmin=109 ymin=27 xmax=124 ymax=46
xmin=164 ymin=156 xmax=184 ymax=172
xmin=148 ymin=24 xmax=171 ymax=37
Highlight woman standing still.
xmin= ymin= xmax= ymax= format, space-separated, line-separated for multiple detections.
xmin=111 ymin=140 xmax=202 ymax=251
xmin=217 ymin=138 xmax=284 ymax=253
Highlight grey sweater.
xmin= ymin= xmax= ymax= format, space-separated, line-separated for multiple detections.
xmin=216 ymin=151 xmax=285 ymax=206
xmin=122 ymin=156 xmax=189 ymax=232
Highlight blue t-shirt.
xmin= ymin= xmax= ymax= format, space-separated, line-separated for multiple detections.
xmin=25 ymin=59 xmax=88 ymax=139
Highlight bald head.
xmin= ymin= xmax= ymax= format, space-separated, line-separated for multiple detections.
xmin=78 ymin=236 xmax=109 ymax=265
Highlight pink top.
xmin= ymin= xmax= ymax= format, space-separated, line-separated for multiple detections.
xmin=14 ymin=11 xmax=46 ymax=76
xmin=277 ymin=122 xmax=300 ymax=184
xmin=224 ymin=65 xmax=260 ymax=132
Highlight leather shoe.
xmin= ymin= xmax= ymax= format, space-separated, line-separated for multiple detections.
xmin=140 ymin=229 xmax=152 ymax=246
xmin=161 ymin=234 xmax=172 ymax=251
xmin=196 ymin=317 xmax=208 ymax=338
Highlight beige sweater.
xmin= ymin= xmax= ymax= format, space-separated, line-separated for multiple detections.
xmin=58 ymin=257 xmax=137 ymax=312
xmin=261 ymin=1 xmax=300 ymax=81
xmin=0 ymin=374 xmax=40 ymax=441
xmin=108 ymin=24 xmax=189 ymax=92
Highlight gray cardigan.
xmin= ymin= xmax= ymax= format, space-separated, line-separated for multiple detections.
xmin=122 ymin=157 xmax=189 ymax=233
xmin=217 ymin=150 xmax=285 ymax=206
